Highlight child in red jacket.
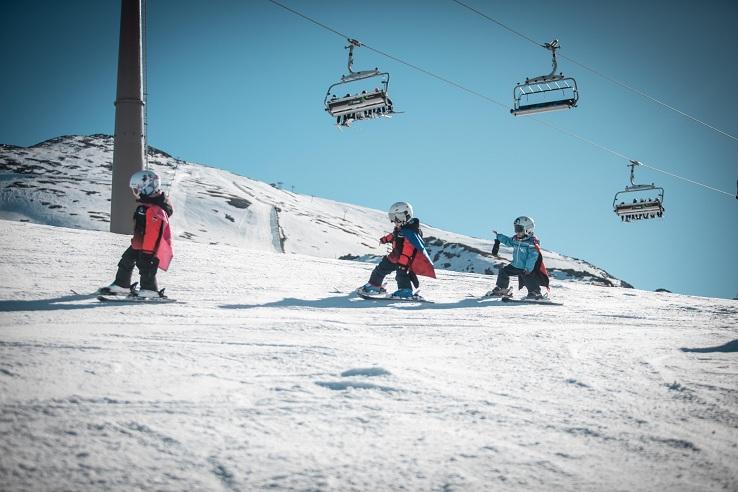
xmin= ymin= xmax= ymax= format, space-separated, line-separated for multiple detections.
xmin=100 ymin=170 xmax=174 ymax=298
xmin=358 ymin=201 xmax=436 ymax=299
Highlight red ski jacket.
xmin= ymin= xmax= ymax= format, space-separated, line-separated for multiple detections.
xmin=130 ymin=197 xmax=174 ymax=271
xmin=380 ymin=219 xmax=436 ymax=278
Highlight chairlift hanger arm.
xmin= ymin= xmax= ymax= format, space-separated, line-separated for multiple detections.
xmin=543 ymin=39 xmax=560 ymax=78
xmin=339 ymin=38 xmax=380 ymax=81
xmin=626 ymin=159 xmax=657 ymax=188
xmin=526 ymin=39 xmax=563 ymax=83
xmin=628 ymin=159 xmax=640 ymax=186
xmin=346 ymin=38 xmax=360 ymax=74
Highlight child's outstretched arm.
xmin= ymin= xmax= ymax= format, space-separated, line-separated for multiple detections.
xmin=493 ymin=230 xmax=514 ymax=247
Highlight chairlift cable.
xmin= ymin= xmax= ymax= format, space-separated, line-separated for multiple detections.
xmin=267 ymin=0 xmax=507 ymax=110
xmin=451 ymin=0 xmax=738 ymax=143
xmin=536 ymin=119 xmax=734 ymax=197
xmin=637 ymin=162 xmax=734 ymax=198
xmin=450 ymin=0 xmax=542 ymax=48
xmin=266 ymin=0 xmax=734 ymax=200
xmin=556 ymin=56 xmax=738 ymax=143
xmin=355 ymin=45 xmax=508 ymax=111
xmin=266 ymin=0 xmax=348 ymax=40
xmin=532 ymin=118 xmax=630 ymax=161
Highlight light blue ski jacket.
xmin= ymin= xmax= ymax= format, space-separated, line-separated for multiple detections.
xmin=496 ymin=233 xmax=540 ymax=273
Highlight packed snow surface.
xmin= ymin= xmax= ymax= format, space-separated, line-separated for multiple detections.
xmin=1 ymin=220 xmax=737 ymax=491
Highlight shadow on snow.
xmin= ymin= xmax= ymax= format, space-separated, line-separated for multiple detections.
xmin=680 ymin=340 xmax=738 ymax=353
xmin=220 ymin=294 xmax=516 ymax=311
xmin=0 ymin=293 xmax=107 ymax=312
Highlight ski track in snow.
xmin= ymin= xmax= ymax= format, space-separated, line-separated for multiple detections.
xmin=1 ymin=220 xmax=737 ymax=491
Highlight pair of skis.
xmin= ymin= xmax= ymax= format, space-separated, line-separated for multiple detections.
xmin=356 ymin=289 xmax=562 ymax=305
xmin=356 ymin=290 xmax=434 ymax=303
xmin=73 ymin=284 xmax=178 ymax=303
xmin=479 ymin=295 xmax=563 ymax=306
xmin=97 ymin=293 xmax=177 ymax=304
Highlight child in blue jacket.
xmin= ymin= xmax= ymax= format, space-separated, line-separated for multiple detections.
xmin=486 ymin=215 xmax=549 ymax=299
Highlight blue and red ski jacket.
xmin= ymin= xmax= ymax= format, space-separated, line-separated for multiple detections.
xmin=496 ymin=232 xmax=549 ymax=289
xmin=380 ymin=218 xmax=436 ymax=278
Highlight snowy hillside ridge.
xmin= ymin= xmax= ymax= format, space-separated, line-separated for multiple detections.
xmin=1 ymin=220 xmax=737 ymax=491
xmin=0 ymin=134 xmax=626 ymax=287
xmin=422 ymin=236 xmax=631 ymax=288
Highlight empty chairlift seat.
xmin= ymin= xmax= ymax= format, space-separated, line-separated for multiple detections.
xmin=510 ymin=39 xmax=579 ymax=116
xmin=511 ymin=76 xmax=579 ymax=116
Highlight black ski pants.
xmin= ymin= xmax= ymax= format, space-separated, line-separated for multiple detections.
xmin=115 ymin=246 xmax=160 ymax=291
xmin=369 ymin=257 xmax=413 ymax=290
xmin=496 ymin=264 xmax=541 ymax=295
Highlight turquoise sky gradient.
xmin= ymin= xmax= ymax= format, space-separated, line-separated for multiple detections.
xmin=2 ymin=0 xmax=736 ymax=298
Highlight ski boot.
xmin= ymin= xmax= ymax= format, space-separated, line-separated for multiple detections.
xmin=483 ymin=286 xmax=513 ymax=298
xmin=357 ymin=283 xmax=386 ymax=296
xmin=135 ymin=288 xmax=168 ymax=299
xmin=98 ymin=282 xmax=134 ymax=296
xmin=525 ymin=291 xmax=545 ymax=301
xmin=390 ymin=288 xmax=414 ymax=299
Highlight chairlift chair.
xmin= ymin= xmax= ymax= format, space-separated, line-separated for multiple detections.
xmin=613 ymin=160 xmax=665 ymax=222
xmin=324 ymin=39 xmax=394 ymax=127
xmin=511 ymin=40 xmax=579 ymax=116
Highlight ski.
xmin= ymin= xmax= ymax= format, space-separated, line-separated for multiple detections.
xmin=500 ymin=297 xmax=563 ymax=306
xmin=356 ymin=290 xmax=434 ymax=303
xmin=97 ymin=295 xmax=179 ymax=304
xmin=70 ymin=289 xmax=92 ymax=296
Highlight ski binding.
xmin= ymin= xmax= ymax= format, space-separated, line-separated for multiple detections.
xmin=356 ymin=289 xmax=433 ymax=303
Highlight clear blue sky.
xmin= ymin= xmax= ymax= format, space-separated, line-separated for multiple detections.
xmin=2 ymin=0 xmax=737 ymax=299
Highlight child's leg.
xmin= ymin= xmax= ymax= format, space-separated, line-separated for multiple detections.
xmin=368 ymin=257 xmax=399 ymax=287
xmin=395 ymin=268 xmax=413 ymax=290
xmin=113 ymin=247 xmax=139 ymax=288
xmin=136 ymin=253 xmax=160 ymax=291
xmin=521 ymin=272 xmax=542 ymax=295
xmin=496 ymin=264 xmax=524 ymax=288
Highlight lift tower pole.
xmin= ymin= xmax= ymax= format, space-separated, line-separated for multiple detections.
xmin=110 ymin=0 xmax=145 ymax=234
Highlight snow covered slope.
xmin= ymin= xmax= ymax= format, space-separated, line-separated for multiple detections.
xmin=1 ymin=220 xmax=737 ymax=491
xmin=0 ymin=135 xmax=626 ymax=287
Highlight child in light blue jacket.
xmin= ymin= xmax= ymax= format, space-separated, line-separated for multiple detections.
xmin=486 ymin=216 xmax=549 ymax=299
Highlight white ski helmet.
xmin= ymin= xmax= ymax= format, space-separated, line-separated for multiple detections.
xmin=388 ymin=201 xmax=413 ymax=224
xmin=129 ymin=170 xmax=161 ymax=198
xmin=513 ymin=215 xmax=535 ymax=235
